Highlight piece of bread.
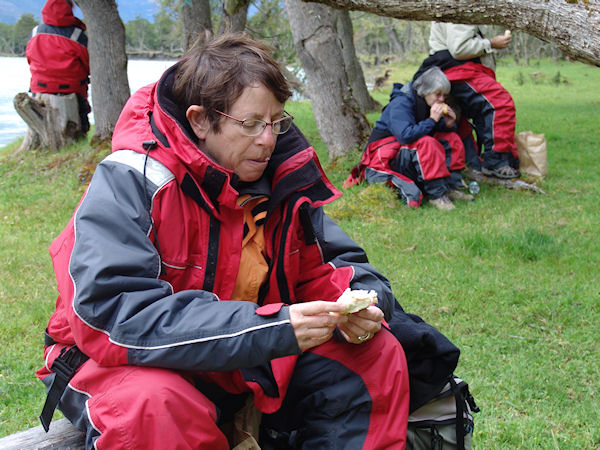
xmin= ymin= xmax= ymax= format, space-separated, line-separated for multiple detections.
xmin=441 ymin=103 xmax=448 ymax=114
xmin=336 ymin=288 xmax=378 ymax=314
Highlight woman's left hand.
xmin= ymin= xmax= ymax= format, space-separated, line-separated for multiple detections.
xmin=337 ymin=305 xmax=383 ymax=344
xmin=441 ymin=103 xmax=457 ymax=128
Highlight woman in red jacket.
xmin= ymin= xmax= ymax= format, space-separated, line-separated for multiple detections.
xmin=37 ymin=34 xmax=410 ymax=449
xmin=25 ymin=0 xmax=90 ymax=136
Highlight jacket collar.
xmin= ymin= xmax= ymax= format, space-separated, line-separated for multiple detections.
xmin=113 ymin=62 xmax=341 ymax=217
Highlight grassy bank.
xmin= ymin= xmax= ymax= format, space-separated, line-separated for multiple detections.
xmin=1 ymin=59 xmax=599 ymax=448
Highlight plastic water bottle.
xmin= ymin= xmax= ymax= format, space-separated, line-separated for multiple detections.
xmin=468 ymin=181 xmax=480 ymax=195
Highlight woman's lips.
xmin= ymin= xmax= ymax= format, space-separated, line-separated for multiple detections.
xmin=250 ymin=156 xmax=270 ymax=164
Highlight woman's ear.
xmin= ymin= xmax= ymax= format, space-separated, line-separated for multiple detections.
xmin=186 ymin=105 xmax=210 ymax=140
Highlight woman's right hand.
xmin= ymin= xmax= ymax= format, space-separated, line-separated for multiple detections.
xmin=289 ymin=301 xmax=348 ymax=351
xmin=430 ymin=102 xmax=444 ymax=122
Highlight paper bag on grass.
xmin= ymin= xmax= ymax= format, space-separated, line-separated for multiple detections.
xmin=516 ymin=131 xmax=547 ymax=177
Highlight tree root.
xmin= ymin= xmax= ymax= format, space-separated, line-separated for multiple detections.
xmin=464 ymin=167 xmax=546 ymax=194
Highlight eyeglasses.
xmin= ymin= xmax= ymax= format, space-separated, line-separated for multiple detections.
xmin=213 ymin=109 xmax=294 ymax=136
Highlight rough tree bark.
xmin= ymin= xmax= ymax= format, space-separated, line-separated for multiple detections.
xmin=302 ymin=0 xmax=600 ymax=67
xmin=13 ymin=93 xmax=81 ymax=152
xmin=285 ymin=0 xmax=371 ymax=160
xmin=182 ymin=0 xmax=213 ymax=52
xmin=335 ymin=10 xmax=381 ymax=112
xmin=280 ymin=66 xmax=305 ymax=96
xmin=74 ymin=0 xmax=130 ymax=146
xmin=219 ymin=0 xmax=251 ymax=34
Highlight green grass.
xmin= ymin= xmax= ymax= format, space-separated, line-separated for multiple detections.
xmin=1 ymin=59 xmax=599 ymax=448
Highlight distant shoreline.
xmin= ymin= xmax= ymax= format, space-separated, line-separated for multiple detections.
xmin=0 ymin=57 xmax=177 ymax=147
xmin=127 ymin=51 xmax=181 ymax=61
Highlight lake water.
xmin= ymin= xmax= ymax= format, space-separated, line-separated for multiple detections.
xmin=0 ymin=56 xmax=177 ymax=147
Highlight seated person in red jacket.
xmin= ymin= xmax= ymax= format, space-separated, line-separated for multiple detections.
xmin=25 ymin=0 xmax=90 ymax=136
xmin=36 ymin=33 xmax=410 ymax=449
xmin=346 ymin=67 xmax=473 ymax=211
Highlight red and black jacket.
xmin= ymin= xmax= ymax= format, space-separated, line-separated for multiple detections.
xmin=38 ymin=62 xmax=397 ymax=413
xmin=25 ymin=0 xmax=89 ymax=97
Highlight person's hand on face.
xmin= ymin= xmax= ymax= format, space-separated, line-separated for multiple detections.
xmin=425 ymin=90 xmax=447 ymax=123
xmin=439 ymin=103 xmax=456 ymax=128
xmin=428 ymin=100 xmax=456 ymax=127
xmin=429 ymin=102 xmax=445 ymax=122
xmin=186 ymin=84 xmax=286 ymax=182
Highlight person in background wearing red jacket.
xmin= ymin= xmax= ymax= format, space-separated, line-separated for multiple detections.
xmin=25 ymin=0 xmax=90 ymax=137
xmin=36 ymin=33 xmax=410 ymax=449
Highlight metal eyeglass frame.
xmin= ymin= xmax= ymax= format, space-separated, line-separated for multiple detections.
xmin=212 ymin=109 xmax=294 ymax=136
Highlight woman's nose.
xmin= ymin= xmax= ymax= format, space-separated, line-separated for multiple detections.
xmin=256 ymin=124 xmax=276 ymax=146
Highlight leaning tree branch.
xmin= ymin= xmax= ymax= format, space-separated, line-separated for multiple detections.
xmin=302 ymin=0 xmax=600 ymax=67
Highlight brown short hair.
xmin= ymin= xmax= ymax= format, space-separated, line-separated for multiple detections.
xmin=173 ymin=33 xmax=292 ymax=133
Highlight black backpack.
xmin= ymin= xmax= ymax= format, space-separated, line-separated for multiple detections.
xmin=406 ymin=375 xmax=479 ymax=450
xmin=387 ymin=302 xmax=479 ymax=450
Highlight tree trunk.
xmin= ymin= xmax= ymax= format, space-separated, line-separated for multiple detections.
xmin=75 ymin=0 xmax=130 ymax=146
xmin=303 ymin=0 xmax=600 ymax=67
xmin=281 ymin=66 xmax=305 ymax=97
xmin=388 ymin=22 xmax=403 ymax=56
xmin=285 ymin=0 xmax=371 ymax=160
xmin=522 ymin=33 xmax=531 ymax=66
xmin=13 ymin=92 xmax=81 ymax=152
xmin=335 ymin=10 xmax=381 ymax=112
xmin=182 ymin=0 xmax=213 ymax=52
xmin=219 ymin=0 xmax=251 ymax=34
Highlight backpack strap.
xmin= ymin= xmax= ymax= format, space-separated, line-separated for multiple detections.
xmin=448 ymin=375 xmax=480 ymax=450
xmin=430 ymin=425 xmax=443 ymax=450
xmin=39 ymin=344 xmax=89 ymax=431
xmin=449 ymin=377 xmax=465 ymax=450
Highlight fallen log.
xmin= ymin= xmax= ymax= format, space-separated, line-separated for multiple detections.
xmin=13 ymin=92 xmax=82 ymax=153
xmin=0 ymin=418 xmax=84 ymax=450
xmin=464 ymin=167 xmax=546 ymax=194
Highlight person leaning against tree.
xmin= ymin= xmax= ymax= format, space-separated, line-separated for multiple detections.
xmin=36 ymin=33 xmax=410 ymax=449
xmin=25 ymin=0 xmax=91 ymax=137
